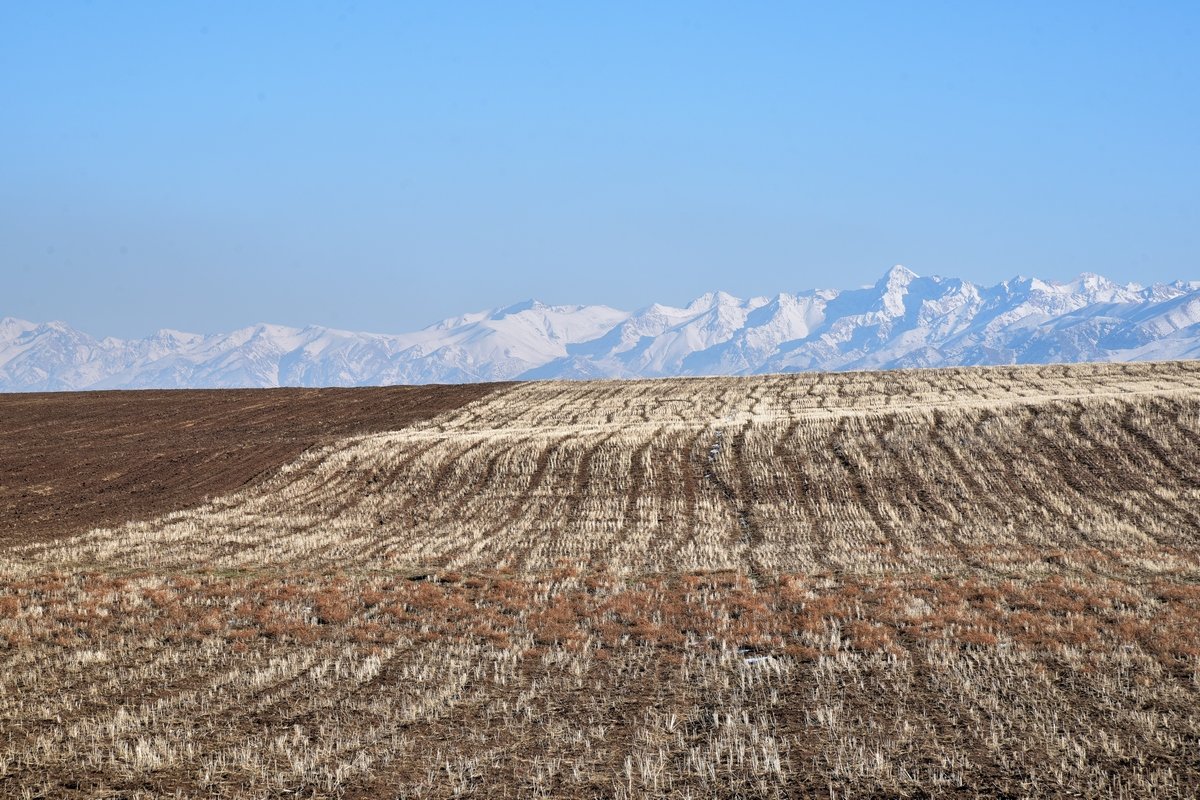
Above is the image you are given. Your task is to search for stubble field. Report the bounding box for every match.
[2,362,1200,798]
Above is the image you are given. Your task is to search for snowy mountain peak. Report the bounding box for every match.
[880,264,918,286]
[0,317,37,342]
[875,265,919,315]
[1076,271,1112,287]
[150,328,199,340]
[494,299,547,317]
[687,290,741,311]
[3,268,1199,391]
[1067,272,1141,304]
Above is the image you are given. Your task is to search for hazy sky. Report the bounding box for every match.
[3,2,1198,337]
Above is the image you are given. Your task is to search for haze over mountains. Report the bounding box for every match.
[5,266,1200,391]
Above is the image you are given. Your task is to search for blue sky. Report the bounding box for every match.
[3,2,1198,337]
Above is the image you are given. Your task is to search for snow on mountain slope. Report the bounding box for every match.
[3,267,1199,391]
[0,301,629,391]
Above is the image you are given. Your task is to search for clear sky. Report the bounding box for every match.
[3,2,1198,338]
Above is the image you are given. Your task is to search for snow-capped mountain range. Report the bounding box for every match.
[5,266,1200,391]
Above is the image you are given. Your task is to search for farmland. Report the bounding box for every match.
[2,362,1200,797]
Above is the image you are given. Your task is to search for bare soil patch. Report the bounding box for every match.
[0,383,508,543]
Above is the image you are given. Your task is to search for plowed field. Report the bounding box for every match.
[0,384,507,543]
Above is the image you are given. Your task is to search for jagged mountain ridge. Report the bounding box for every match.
[5,266,1200,391]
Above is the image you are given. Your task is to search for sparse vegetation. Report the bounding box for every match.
[2,361,1200,797]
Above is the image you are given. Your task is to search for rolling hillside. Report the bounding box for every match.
[2,362,1199,797]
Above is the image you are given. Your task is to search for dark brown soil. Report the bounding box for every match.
[0,384,510,544]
